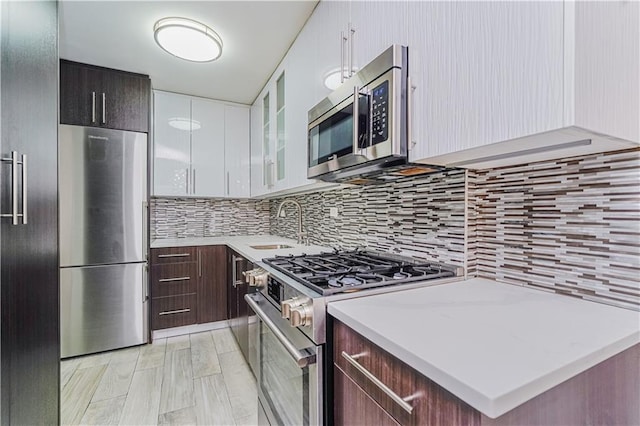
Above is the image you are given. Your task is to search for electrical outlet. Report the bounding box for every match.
[329,207,339,218]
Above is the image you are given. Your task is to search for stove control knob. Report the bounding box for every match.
[281,297,303,319]
[289,303,313,327]
[249,269,269,288]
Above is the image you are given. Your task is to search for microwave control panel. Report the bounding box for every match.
[371,80,389,144]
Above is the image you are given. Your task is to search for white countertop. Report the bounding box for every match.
[327,278,640,419]
[151,235,330,264]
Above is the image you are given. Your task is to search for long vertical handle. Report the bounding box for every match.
[349,24,355,77]
[198,250,202,277]
[340,31,346,84]
[226,171,230,196]
[21,154,27,224]
[185,168,190,194]
[11,151,18,225]
[231,255,238,287]
[91,92,96,123]
[101,93,106,124]
[192,169,196,194]
[353,86,360,155]
[407,76,415,151]
[142,201,148,260]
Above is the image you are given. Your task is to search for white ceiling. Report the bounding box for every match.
[59,1,319,105]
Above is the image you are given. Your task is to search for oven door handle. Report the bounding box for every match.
[245,294,317,368]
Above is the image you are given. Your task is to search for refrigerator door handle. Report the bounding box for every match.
[142,201,148,261]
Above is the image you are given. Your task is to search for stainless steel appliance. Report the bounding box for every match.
[228,250,257,371]
[308,45,441,184]
[244,250,461,425]
[59,124,148,358]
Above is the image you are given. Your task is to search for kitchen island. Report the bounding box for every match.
[328,278,640,424]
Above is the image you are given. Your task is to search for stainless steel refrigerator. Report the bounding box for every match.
[59,124,148,358]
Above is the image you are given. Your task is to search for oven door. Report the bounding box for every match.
[245,293,323,426]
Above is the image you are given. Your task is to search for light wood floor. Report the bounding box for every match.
[61,328,258,425]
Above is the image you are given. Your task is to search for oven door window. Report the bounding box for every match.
[259,322,311,425]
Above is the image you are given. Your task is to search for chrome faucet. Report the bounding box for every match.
[276,199,308,245]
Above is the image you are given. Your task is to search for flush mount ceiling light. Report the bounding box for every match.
[323,67,358,91]
[168,117,201,131]
[154,17,223,62]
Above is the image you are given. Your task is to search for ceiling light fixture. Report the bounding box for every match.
[153,17,223,62]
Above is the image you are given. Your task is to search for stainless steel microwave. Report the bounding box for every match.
[307,45,409,183]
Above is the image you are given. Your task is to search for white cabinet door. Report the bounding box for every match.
[191,98,225,197]
[350,1,409,72]
[250,97,268,197]
[224,104,250,198]
[153,91,191,196]
[407,1,564,161]
[310,0,351,101]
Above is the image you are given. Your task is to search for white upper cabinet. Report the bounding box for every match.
[191,98,225,197]
[408,0,639,168]
[224,104,250,198]
[349,1,409,71]
[153,90,250,198]
[153,91,192,196]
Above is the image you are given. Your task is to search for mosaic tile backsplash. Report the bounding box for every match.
[468,148,640,310]
[150,198,270,239]
[269,169,467,268]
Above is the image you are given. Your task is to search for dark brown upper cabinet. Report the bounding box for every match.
[60,59,150,133]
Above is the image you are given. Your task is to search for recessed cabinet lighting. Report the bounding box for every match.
[153,17,223,62]
[168,117,201,131]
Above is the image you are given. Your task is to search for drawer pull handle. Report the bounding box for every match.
[158,253,190,258]
[159,308,190,316]
[342,351,414,414]
[158,276,190,283]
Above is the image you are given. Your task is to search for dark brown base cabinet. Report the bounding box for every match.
[150,246,227,330]
[333,319,640,426]
[60,59,150,133]
[227,250,254,362]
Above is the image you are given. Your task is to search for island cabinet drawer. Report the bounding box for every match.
[333,319,480,426]
[150,246,198,264]
[152,294,197,330]
[151,263,197,297]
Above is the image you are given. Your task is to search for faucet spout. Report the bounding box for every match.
[276,199,307,245]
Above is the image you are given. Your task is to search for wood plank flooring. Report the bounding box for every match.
[61,328,258,425]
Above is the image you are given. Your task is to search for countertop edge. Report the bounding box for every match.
[327,300,640,419]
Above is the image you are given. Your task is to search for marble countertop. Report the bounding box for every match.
[151,235,330,264]
[327,278,640,419]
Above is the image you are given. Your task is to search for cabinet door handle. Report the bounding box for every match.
[185,168,190,194]
[158,276,190,283]
[91,92,96,123]
[159,308,190,316]
[407,76,416,151]
[340,31,345,84]
[192,168,196,194]
[158,253,190,258]
[21,154,27,224]
[226,171,230,196]
[198,250,202,277]
[1,151,27,225]
[101,93,106,124]
[349,24,355,77]
[341,351,415,414]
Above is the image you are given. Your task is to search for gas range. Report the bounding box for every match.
[263,249,458,295]
[245,249,462,345]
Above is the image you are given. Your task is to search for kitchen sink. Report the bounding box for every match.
[249,244,294,250]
